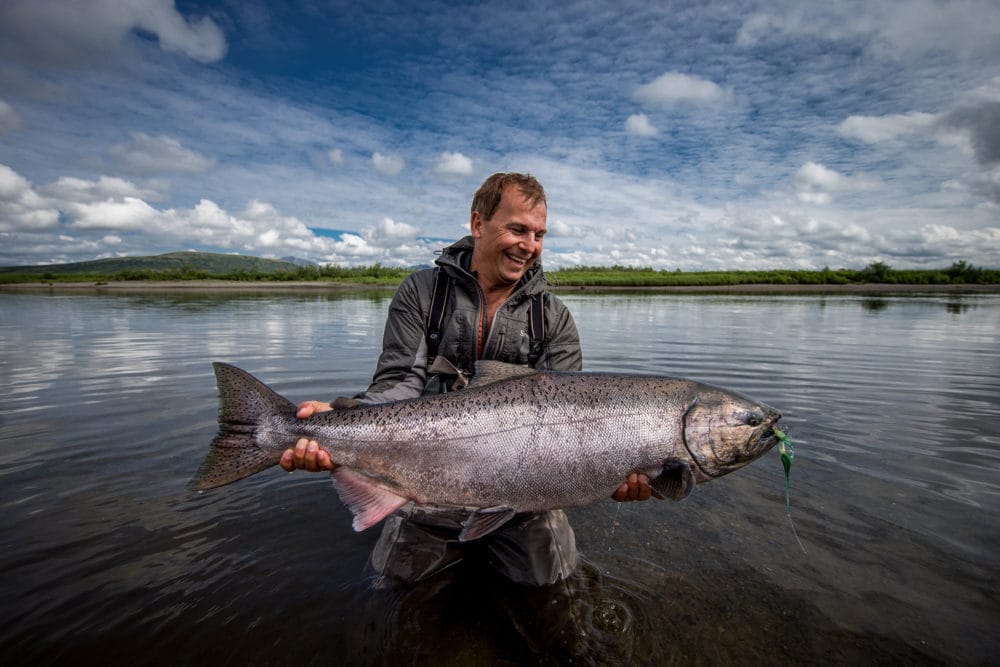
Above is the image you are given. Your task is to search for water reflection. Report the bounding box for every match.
[861,297,888,311]
[1,290,998,665]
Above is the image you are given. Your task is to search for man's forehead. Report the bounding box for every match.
[500,185,545,209]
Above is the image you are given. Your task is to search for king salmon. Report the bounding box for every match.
[193,361,782,540]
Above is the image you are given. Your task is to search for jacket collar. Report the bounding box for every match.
[435,235,547,299]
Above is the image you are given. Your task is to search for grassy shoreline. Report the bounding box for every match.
[2,279,998,295]
[3,260,998,294]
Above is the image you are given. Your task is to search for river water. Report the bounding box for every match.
[1,288,997,665]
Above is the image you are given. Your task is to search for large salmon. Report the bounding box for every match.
[193,361,782,540]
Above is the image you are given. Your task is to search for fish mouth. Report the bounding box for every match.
[752,411,784,453]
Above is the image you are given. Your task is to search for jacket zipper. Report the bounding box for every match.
[475,281,489,359]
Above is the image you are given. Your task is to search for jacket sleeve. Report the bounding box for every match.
[354,273,431,404]
[543,294,583,372]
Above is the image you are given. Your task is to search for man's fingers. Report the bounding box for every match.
[278,437,337,472]
[279,448,295,471]
[304,439,321,470]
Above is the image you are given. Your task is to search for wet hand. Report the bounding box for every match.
[296,400,332,419]
[280,438,336,472]
[611,473,664,502]
[279,400,337,472]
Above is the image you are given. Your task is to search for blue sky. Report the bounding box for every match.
[1,0,998,269]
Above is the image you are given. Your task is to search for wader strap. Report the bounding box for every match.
[425,267,450,366]
[527,292,546,367]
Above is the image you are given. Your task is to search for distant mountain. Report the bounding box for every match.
[0,251,307,275]
[280,256,318,267]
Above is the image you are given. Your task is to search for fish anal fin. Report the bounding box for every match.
[330,469,409,531]
[469,361,538,388]
[459,506,517,542]
[650,461,696,501]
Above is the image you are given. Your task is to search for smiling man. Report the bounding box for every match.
[283,172,654,588]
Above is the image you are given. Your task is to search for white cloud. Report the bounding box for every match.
[434,151,473,177]
[838,112,938,143]
[372,152,405,176]
[624,113,658,136]
[41,175,161,203]
[736,1,1000,59]
[547,219,574,237]
[0,164,60,231]
[0,164,444,267]
[328,148,345,165]
[0,0,226,67]
[364,217,419,247]
[0,164,31,200]
[109,132,214,175]
[137,0,228,63]
[0,99,21,135]
[794,162,882,203]
[69,197,158,230]
[633,72,729,107]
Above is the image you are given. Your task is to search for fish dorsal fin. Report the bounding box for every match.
[458,506,517,541]
[469,361,538,388]
[330,469,409,531]
[650,461,696,501]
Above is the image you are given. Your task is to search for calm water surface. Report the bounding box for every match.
[1,289,998,665]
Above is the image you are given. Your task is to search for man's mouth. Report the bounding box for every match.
[505,253,529,268]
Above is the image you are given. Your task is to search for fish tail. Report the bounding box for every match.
[190,362,298,490]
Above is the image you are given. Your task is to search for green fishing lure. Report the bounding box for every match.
[773,426,794,510]
[773,426,806,553]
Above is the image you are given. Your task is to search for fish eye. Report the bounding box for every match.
[748,415,761,427]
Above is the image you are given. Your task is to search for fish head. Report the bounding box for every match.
[681,388,782,482]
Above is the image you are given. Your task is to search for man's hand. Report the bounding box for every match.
[611,473,664,502]
[278,400,338,472]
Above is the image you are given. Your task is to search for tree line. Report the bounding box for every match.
[1,260,996,286]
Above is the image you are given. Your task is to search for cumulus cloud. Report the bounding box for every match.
[794,162,882,203]
[633,72,729,107]
[364,217,419,247]
[940,101,1000,166]
[109,132,214,175]
[838,112,937,143]
[0,163,444,267]
[434,151,473,177]
[328,148,345,165]
[840,100,1000,203]
[372,152,405,176]
[69,197,159,230]
[0,0,227,67]
[40,175,162,203]
[0,164,60,231]
[624,113,658,136]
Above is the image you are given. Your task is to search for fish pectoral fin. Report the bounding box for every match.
[650,461,696,501]
[458,506,517,542]
[330,469,409,532]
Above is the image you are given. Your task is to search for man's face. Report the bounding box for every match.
[470,187,547,290]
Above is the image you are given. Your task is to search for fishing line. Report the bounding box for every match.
[774,427,807,554]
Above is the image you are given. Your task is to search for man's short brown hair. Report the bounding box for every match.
[471,172,546,221]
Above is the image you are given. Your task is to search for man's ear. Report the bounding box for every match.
[470,210,483,239]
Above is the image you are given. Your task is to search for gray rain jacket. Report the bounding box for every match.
[357,236,582,404]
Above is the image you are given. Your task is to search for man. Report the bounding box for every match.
[282,172,654,587]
